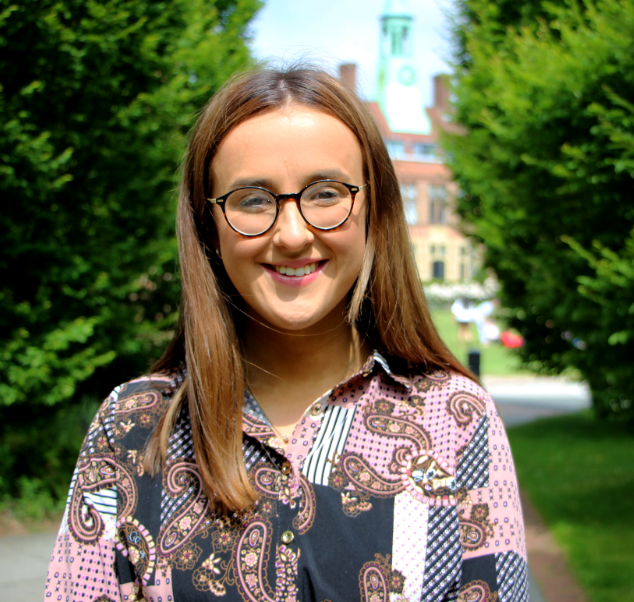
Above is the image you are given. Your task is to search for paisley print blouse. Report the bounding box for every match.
[45,352,528,602]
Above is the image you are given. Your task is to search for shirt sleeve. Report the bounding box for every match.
[44,390,124,602]
[455,389,529,601]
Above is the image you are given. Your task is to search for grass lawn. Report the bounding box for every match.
[508,412,634,602]
[430,305,526,376]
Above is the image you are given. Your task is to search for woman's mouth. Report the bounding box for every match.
[263,261,326,286]
[273,262,318,277]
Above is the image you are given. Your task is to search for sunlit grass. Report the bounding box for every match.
[430,305,526,376]
[508,412,634,602]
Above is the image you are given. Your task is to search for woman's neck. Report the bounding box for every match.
[241,310,371,433]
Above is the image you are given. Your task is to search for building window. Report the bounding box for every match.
[400,183,418,225]
[391,27,407,56]
[429,184,447,224]
[386,140,404,158]
[413,144,437,160]
[402,27,410,56]
[432,261,445,281]
[430,244,445,257]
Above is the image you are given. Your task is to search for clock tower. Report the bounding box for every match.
[377,0,431,134]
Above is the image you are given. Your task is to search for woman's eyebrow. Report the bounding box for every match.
[227,170,353,191]
[305,169,350,182]
[228,177,274,189]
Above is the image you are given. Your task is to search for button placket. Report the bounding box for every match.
[280,530,294,544]
[310,402,323,416]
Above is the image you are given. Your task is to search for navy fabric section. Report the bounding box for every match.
[296,483,394,602]
[460,554,497,592]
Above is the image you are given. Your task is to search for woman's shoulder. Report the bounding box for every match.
[106,369,184,410]
[409,367,488,397]
[373,353,491,409]
[89,369,184,452]
[406,367,494,422]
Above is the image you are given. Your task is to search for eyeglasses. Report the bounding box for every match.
[207,180,368,237]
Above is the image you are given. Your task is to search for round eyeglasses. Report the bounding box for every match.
[207,180,368,237]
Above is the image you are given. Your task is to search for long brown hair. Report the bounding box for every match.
[145,66,473,514]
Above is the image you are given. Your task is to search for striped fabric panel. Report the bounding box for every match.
[456,413,490,490]
[84,487,118,516]
[495,551,529,602]
[243,389,268,422]
[301,404,357,486]
[243,437,270,471]
[66,467,79,508]
[166,407,195,462]
[161,409,197,523]
[419,506,462,601]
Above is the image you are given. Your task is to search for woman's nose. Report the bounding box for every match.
[272,199,314,251]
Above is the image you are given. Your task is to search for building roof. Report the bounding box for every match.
[382,0,412,17]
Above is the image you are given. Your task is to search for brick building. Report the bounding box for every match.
[339,0,477,282]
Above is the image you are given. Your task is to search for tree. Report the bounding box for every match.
[0,0,261,499]
[446,0,634,420]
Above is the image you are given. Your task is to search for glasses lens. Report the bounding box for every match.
[224,188,277,235]
[300,181,353,229]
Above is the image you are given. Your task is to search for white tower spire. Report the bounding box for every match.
[377,0,431,134]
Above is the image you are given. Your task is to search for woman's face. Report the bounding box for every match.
[210,105,368,333]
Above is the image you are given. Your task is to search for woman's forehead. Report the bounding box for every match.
[211,106,364,193]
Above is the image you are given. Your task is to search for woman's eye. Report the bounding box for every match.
[305,188,343,205]
[237,195,274,211]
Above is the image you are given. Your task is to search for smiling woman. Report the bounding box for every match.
[45,67,528,602]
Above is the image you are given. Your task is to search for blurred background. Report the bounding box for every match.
[1,0,633,600]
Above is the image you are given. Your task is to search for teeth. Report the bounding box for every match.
[274,263,317,276]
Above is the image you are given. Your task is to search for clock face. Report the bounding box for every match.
[398,65,416,86]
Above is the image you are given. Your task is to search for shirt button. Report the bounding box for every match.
[281,531,294,544]
[310,403,323,416]
[281,462,292,475]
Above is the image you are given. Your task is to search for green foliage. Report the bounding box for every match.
[0,0,261,498]
[508,412,634,602]
[446,0,634,420]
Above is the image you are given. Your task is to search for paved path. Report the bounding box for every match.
[1,376,591,602]
[483,375,591,427]
[0,531,57,602]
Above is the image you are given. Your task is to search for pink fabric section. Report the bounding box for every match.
[44,529,122,601]
[463,401,528,561]
[343,371,485,492]
[392,491,429,599]
[419,373,488,468]
[338,368,526,562]
[344,375,413,476]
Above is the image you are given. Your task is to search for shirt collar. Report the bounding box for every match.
[242,350,414,435]
[355,350,414,392]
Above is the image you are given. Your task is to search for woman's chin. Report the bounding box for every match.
[266,316,333,334]
[250,308,346,335]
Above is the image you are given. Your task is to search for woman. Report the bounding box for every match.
[45,67,528,602]
[451,297,474,346]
